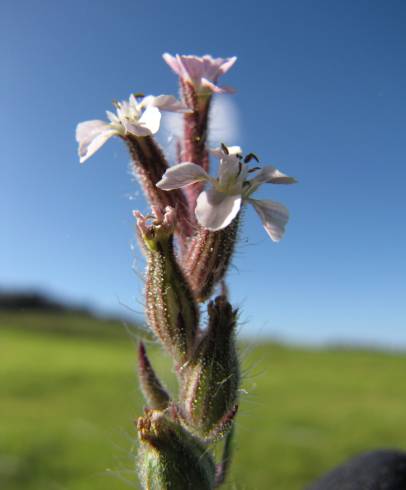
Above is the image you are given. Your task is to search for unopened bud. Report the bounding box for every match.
[182,216,240,302]
[126,134,193,239]
[181,296,240,438]
[135,207,199,365]
[137,409,216,490]
[138,342,170,410]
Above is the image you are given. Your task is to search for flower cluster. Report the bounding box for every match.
[76,52,296,490]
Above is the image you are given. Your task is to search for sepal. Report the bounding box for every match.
[215,423,236,487]
[126,134,193,240]
[138,342,170,410]
[182,218,239,302]
[135,207,199,364]
[137,409,216,490]
[181,296,240,437]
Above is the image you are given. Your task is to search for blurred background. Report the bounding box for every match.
[1,0,405,489]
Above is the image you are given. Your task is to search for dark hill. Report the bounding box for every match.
[0,290,146,341]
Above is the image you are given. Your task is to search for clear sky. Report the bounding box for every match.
[2,0,405,346]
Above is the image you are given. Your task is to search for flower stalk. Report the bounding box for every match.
[77,52,296,489]
[163,53,237,216]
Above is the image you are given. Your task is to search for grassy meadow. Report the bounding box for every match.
[1,310,406,489]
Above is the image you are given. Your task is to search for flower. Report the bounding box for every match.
[76,94,190,163]
[162,53,237,94]
[134,205,177,242]
[156,145,297,241]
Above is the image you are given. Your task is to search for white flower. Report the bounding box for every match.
[76,94,191,163]
[162,53,237,94]
[157,145,296,241]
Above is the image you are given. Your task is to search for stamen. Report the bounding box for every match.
[244,152,259,163]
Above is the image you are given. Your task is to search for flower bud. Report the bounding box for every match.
[135,207,199,365]
[138,342,170,410]
[182,216,239,302]
[181,296,240,438]
[126,134,193,239]
[137,409,216,490]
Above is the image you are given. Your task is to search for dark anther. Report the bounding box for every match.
[244,152,259,163]
[221,143,229,155]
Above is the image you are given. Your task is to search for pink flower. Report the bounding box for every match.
[157,145,297,241]
[162,53,237,94]
[76,94,190,163]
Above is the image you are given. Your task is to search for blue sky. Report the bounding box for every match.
[2,0,405,346]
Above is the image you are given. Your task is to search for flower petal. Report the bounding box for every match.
[249,198,289,242]
[76,120,117,163]
[141,95,191,113]
[78,129,118,163]
[138,105,162,135]
[218,155,244,190]
[76,120,108,143]
[163,53,237,91]
[176,55,206,82]
[106,110,119,123]
[201,78,235,94]
[210,145,243,159]
[200,78,226,94]
[201,55,225,80]
[253,166,297,185]
[218,56,237,76]
[123,121,153,137]
[245,166,297,196]
[162,53,185,78]
[116,100,131,120]
[156,162,210,190]
[129,94,138,108]
[195,188,241,231]
[122,106,161,137]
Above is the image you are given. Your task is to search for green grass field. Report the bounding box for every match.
[1,311,406,489]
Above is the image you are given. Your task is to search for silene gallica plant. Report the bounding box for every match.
[76,53,296,489]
